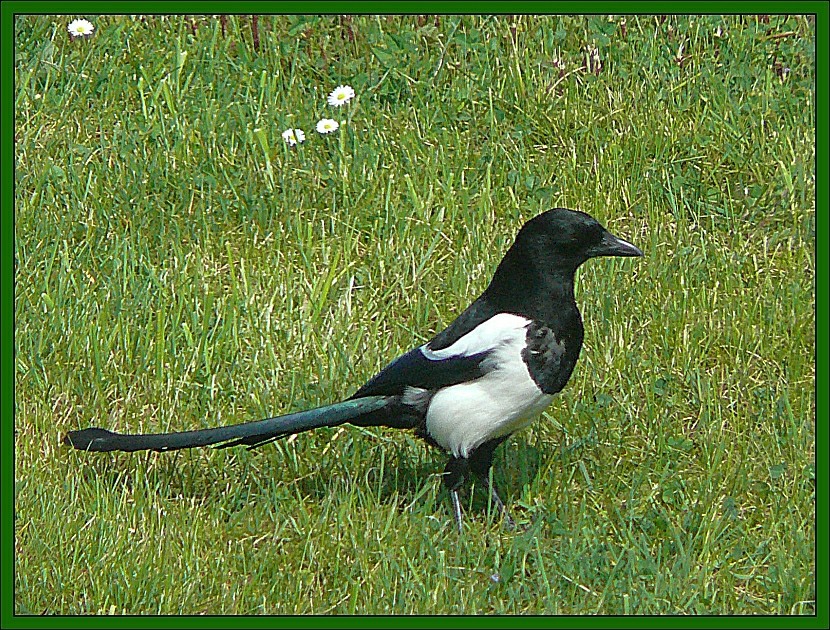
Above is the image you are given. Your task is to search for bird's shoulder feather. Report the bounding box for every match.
[521,320,575,394]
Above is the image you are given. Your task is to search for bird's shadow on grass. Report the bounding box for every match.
[70,431,548,524]
[263,434,547,518]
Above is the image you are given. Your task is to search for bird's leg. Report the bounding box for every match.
[443,457,468,533]
[469,438,515,530]
[450,490,463,534]
[473,469,516,530]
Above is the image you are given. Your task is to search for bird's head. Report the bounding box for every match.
[516,208,643,268]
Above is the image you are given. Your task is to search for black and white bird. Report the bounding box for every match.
[65,208,642,531]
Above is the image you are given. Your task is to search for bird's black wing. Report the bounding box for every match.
[351,298,500,398]
[350,346,489,398]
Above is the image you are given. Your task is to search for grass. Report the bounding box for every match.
[13,14,815,615]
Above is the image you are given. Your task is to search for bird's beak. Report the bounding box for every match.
[590,231,643,258]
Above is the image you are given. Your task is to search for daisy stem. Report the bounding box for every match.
[338,125,348,181]
[345,97,360,125]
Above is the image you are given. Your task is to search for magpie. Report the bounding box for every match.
[64,208,642,531]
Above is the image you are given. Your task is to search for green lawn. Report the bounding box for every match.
[14,14,815,615]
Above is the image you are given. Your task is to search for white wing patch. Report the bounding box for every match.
[421,313,555,458]
[421,313,532,360]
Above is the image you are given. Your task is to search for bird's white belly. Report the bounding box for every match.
[424,344,554,459]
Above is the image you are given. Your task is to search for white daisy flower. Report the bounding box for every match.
[281,128,306,146]
[327,85,355,107]
[68,18,95,38]
[316,118,340,134]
